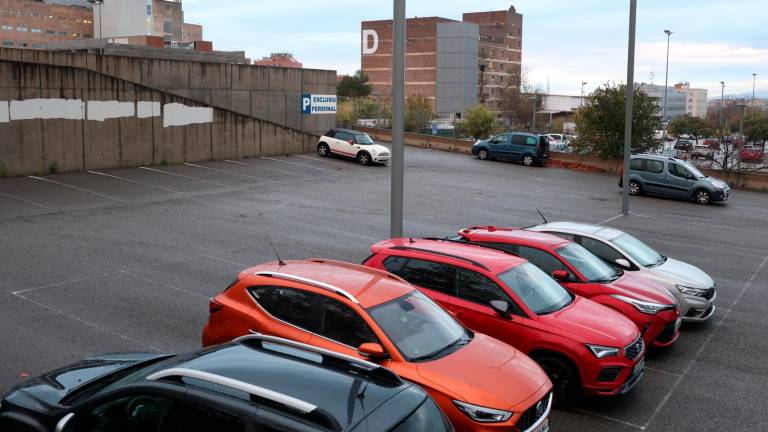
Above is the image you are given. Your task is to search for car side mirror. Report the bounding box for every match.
[489,300,512,319]
[614,258,631,269]
[552,270,569,281]
[358,342,386,360]
[55,412,75,432]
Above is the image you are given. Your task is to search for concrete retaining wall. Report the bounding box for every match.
[0,48,337,135]
[0,60,317,177]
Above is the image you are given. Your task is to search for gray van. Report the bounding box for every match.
[619,154,730,205]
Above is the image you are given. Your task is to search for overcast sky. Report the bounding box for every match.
[183,0,767,98]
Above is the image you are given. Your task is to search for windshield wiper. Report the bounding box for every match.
[412,335,470,362]
[649,255,667,268]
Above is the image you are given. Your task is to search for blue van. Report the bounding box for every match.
[472,132,549,166]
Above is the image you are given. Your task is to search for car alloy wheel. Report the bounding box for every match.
[695,190,711,205]
[628,181,641,195]
[478,149,490,160]
[537,356,578,406]
[357,152,371,166]
[523,155,534,166]
[318,143,330,157]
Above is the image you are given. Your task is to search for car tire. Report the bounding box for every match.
[536,355,580,406]
[317,143,330,157]
[628,181,641,195]
[523,155,535,167]
[478,148,490,160]
[695,189,711,205]
[357,151,372,166]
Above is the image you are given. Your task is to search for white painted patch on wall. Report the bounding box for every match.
[0,101,8,123]
[137,101,161,119]
[87,101,135,122]
[163,103,213,127]
[9,98,85,121]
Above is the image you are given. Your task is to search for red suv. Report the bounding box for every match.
[364,238,645,402]
[455,227,681,348]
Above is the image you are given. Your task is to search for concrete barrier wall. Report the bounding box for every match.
[0,48,337,135]
[0,60,318,177]
[357,127,768,192]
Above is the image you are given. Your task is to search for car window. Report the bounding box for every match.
[354,134,374,145]
[544,231,576,242]
[250,286,319,333]
[325,130,336,138]
[178,404,247,432]
[456,268,511,305]
[321,298,379,348]
[491,133,510,144]
[645,160,663,173]
[65,395,178,432]
[556,244,618,283]
[668,163,691,179]
[511,135,528,145]
[517,246,574,279]
[498,263,573,315]
[391,258,457,296]
[580,237,625,265]
[526,137,538,146]
[479,241,519,255]
[611,233,663,267]
[335,132,351,141]
[630,159,644,170]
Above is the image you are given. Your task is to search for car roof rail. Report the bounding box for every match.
[387,245,491,271]
[308,258,413,286]
[422,237,523,258]
[253,271,360,304]
[235,333,403,385]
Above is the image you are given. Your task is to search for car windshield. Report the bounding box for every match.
[557,243,619,282]
[683,161,706,178]
[611,233,665,267]
[368,291,469,362]
[498,263,573,315]
[354,134,374,145]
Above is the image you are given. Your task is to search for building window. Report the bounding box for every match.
[57,31,68,36]
[16,27,28,32]
[1,25,12,31]
[2,41,13,47]
[31,28,42,33]
[45,30,55,34]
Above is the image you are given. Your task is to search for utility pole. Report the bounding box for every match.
[622,0,637,216]
[719,81,725,136]
[529,95,537,132]
[752,73,758,120]
[581,81,587,107]
[390,0,405,238]
[662,30,672,122]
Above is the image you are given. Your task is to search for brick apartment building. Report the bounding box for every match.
[95,0,203,43]
[253,52,302,68]
[361,6,522,118]
[0,0,93,49]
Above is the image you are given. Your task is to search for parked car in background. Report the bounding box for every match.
[317,128,390,165]
[620,154,731,205]
[204,259,553,431]
[674,140,693,152]
[454,227,682,349]
[740,146,764,162]
[0,335,453,432]
[472,132,550,167]
[691,144,714,159]
[528,222,717,321]
[364,238,645,403]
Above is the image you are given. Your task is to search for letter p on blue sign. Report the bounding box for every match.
[301,94,311,114]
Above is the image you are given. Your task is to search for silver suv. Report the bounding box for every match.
[620,154,730,205]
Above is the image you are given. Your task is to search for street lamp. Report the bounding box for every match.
[580,81,587,107]
[529,95,537,132]
[621,0,637,216]
[719,81,726,136]
[390,0,405,238]
[752,73,758,120]
[662,30,672,122]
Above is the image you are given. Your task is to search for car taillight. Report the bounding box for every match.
[209,298,225,314]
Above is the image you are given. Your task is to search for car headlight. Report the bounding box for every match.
[585,344,620,359]
[708,179,726,189]
[612,294,671,314]
[453,400,512,423]
[676,285,708,297]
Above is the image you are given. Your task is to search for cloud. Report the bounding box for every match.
[637,42,768,65]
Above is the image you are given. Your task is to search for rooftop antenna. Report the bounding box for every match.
[266,235,286,266]
[536,208,548,224]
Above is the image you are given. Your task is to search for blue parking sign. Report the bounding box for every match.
[301,94,312,114]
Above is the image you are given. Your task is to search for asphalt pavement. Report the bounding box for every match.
[1,147,766,431]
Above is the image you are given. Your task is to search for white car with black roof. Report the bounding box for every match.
[317,128,391,165]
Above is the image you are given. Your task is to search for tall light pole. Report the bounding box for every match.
[390,0,405,238]
[581,81,587,107]
[621,0,637,216]
[752,73,758,120]
[662,30,672,122]
[719,81,726,137]
[530,95,537,132]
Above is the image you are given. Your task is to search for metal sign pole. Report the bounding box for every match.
[390,0,405,237]
[622,0,637,216]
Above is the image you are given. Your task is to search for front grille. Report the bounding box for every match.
[516,393,550,431]
[378,152,390,157]
[597,367,622,382]
[703,287,715,300]
[625,337,645,361]
[655,321,678,343]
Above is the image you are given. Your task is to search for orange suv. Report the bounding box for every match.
[203,259,553,431]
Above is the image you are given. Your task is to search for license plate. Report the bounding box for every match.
[534,418,550,432]
[633,358,645,376]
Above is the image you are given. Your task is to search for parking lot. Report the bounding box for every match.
[1,146,767,432]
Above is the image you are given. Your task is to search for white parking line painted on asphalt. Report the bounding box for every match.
[259,156,327,171]
[293,154,358,168]
[645,366,683,377]
[139,166,228,187]
[184,162,266,181]
[199,253,249,268]
[28,175,123,202]
[225,159,308,177]
[120,270,210,300]
[597,213,625,225]
[642,255,768,430]
[574,408,645,430]
[88,170,180,194]
[0,190,52,209]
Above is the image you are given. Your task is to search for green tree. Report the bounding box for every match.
[404,96,435,133]
[573,83,661,159]
[744,116,768,150]
[668,115,712,145]
[458,105,501,140]
[337,70,372,98]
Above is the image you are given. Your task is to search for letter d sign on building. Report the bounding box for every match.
[362,29,379,55]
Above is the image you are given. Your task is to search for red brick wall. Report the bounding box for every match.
[0,0,93,49]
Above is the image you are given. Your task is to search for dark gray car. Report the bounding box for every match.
[619,154,730,205]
